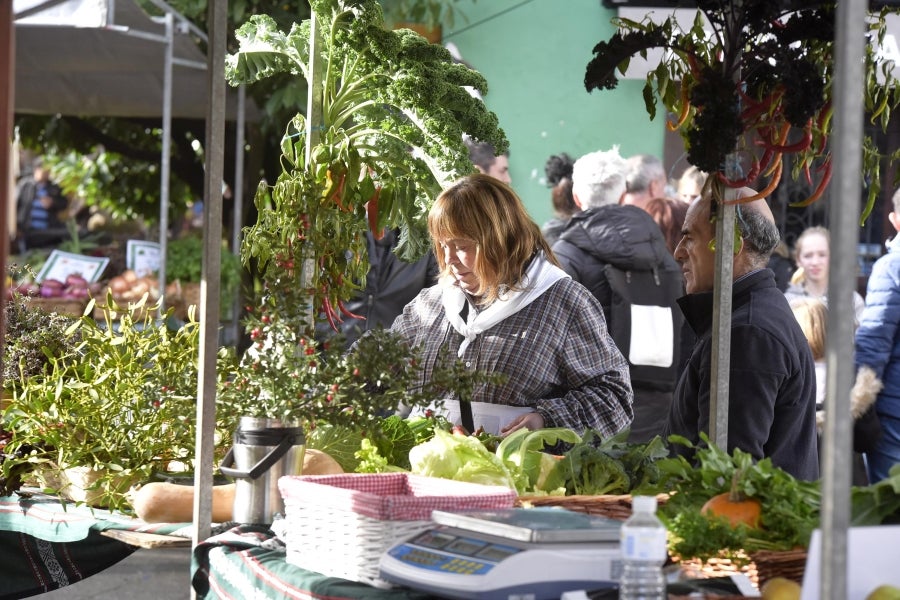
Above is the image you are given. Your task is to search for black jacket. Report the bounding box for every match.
[552,205,680,316]
[318,230,438,347]
[665,269,820,481]
[551,205,684,443]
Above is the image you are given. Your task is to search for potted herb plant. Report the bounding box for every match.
[0,298,233,512]
[220,0,507,433]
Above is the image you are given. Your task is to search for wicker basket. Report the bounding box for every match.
[515,493,806,590]
[516,493,669,521]
[278,473,518,588]
[25,297,89,317]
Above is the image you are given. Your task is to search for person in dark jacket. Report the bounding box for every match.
[15,157,69,250]
[664,189,820,481]
[318,228,438,348]
[552,148,684,443]
[855,186,900,483]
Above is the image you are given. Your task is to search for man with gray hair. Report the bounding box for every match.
[569,147,628,209]
[621,153,670,210]
[664,189,819,480]
[552,147,684,443]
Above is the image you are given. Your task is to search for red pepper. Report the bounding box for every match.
[717,153,761,188]
[791,158,832,208]
[366,187,384,240]
[726,159,783,205]
[322,296,340,331]
[337,299,365,321]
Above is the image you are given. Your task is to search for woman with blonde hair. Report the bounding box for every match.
[390,173,633,438]
[790,296,880,484]
[789,297,828,408]
[784,226,865,323]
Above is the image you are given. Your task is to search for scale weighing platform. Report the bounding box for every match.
[378,507,624,600]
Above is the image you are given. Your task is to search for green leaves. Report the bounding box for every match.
[1,298,218,512]
[226,16,311,85]
[651,435,822,562]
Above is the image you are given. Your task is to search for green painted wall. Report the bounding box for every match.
[443,0,667,226]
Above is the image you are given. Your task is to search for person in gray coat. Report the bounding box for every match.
[552,148,684,443]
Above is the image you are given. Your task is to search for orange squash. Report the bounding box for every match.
[700,470,762,529]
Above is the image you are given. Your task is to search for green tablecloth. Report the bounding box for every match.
[191,525,434,600]
[0,492,192,599]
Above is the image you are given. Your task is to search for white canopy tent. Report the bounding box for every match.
[14,0,245,120]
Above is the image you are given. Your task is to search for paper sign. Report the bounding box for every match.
[35,250,110,283]
[126,240,161,278]
[801,526,900,599]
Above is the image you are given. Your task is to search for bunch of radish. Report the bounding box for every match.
[7,273,101,301]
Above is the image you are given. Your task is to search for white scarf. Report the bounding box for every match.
[442,253,570,357]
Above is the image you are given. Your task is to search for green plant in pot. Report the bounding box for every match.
[0,297,235,512]
[221,0,507,434]
[165,234,243,320]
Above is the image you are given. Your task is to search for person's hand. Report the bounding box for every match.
[499,412,544,436]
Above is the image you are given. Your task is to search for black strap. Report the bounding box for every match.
[457,300,475,434]
[459,399,475,434]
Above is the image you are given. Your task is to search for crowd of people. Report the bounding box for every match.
[337,137,900,487]
[21,141,897,486]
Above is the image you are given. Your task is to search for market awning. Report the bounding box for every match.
[13,0,253,120]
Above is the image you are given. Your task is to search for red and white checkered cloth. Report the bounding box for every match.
[278,472,516,521]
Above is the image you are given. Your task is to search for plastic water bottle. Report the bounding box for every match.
[619,495,667,600]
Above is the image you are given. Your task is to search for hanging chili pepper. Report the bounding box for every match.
[791,158,832,208]
[365,187,384,240]
[337,299,365,321]
[667,80,692,132]
[725,158,783,205]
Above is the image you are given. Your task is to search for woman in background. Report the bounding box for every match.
[785,226,865,323]
[541,153,579,245]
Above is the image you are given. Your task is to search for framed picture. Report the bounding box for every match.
[126,240,161,278]
[35,250,110,283]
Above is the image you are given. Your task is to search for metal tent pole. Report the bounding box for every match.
[230,84,246,346]
[820,1,868,597]
[1,0,13,375]
[191,0,227,552]
[158,11,173,314]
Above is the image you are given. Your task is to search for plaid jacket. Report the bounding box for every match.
[390,277,634,437]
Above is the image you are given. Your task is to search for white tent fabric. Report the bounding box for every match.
[14,0,250,120]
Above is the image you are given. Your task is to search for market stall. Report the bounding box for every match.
[3,2,899,600]
[0,492,192,598]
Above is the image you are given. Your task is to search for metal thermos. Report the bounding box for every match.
[219,417,306,525]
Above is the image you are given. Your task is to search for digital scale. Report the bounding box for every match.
[378,507,624,600]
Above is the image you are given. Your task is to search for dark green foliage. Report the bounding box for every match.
[550,430,670,496]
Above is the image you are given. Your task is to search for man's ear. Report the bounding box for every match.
[889,211,900,233]
[733,224,744,256]
[573,191,585,210]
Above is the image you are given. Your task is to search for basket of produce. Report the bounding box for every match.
[647,435,821,590]
[516,492,669,521]
[19,274,95,317]
[277,472,517,588]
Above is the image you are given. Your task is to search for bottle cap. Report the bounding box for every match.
[632,495,657,513]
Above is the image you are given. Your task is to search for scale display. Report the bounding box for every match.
[379,508,623,600]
